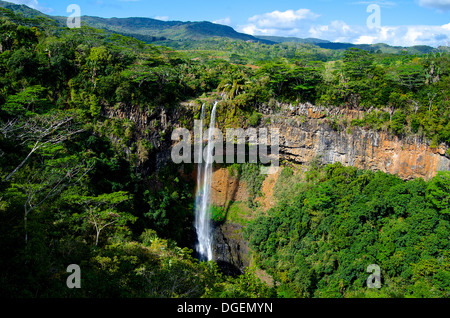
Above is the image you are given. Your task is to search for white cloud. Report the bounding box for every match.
[154,16,169,21]
[7,0,53,13]
[248,9,319,28]
[308,21,450,47]
[237,9,319,36]
[419,0,450,11]
[238,6,450,47]
[354,35,378,44]
[213,17,232,26]
[309,20,360,41]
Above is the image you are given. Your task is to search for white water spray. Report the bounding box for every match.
[194,102,218,262]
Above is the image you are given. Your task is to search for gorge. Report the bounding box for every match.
[1,2,449,298]
[104,101,450,182]
[103,100,450,274]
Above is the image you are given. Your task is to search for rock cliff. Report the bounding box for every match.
[103,101,450,181]
[209,103,449,275]
[262,103,449,181]
[103,101,450,275]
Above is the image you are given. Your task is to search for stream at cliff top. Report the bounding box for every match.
[194,102,218,262]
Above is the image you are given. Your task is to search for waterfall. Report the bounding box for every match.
[194,102,218,262]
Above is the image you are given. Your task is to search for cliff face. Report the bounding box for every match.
[103,101,449,275]
[103,102,449,181]
[101,103,193,175]
[275,120,449,181]
[205,102,450,274]
[265,104,450,181]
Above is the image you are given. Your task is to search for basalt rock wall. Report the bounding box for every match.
[103,102,450,181]
[266,104,449,181]
[102,101,450,276]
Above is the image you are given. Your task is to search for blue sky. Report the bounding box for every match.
[6,0,450,47]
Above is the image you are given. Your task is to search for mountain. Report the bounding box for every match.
[256,35,332,44]
[78,16,276,44]
[84,18,272,44]
[255,34,444,54]
[0,0,445,53]
[0,0,47,18]
[0,0,273,44]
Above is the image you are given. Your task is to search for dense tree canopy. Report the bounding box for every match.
[0,7,448,299]
[246,163,450,298]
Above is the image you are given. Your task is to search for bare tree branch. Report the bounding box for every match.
[1,113,85,182]
[20,159,94,244]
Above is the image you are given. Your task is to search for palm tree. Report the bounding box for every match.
[217,68,248,100]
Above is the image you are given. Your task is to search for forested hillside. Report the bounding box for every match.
[0,8,276,298]
[246,163,449,298]
[0,6,449,299]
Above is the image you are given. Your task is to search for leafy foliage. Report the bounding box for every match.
[246,163,450,298]
[0,6,448,299]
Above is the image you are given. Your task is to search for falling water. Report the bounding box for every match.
[194,102,218,262]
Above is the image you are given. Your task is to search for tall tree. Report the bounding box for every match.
[66,191,135,246]
[1,111,85,182]
[342,48,374,81]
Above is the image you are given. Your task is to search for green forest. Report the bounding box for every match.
[0,7,449,298]
[246,163,449,298]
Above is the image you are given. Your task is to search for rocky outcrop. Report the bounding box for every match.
[208,168,280,275]
[210,168,248,206]
[102,101,449,181]
[212,223,250,276]
[264,105,450,181]
[208,103,450,275]
[101,103,194,175]
[102,101,449,276]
